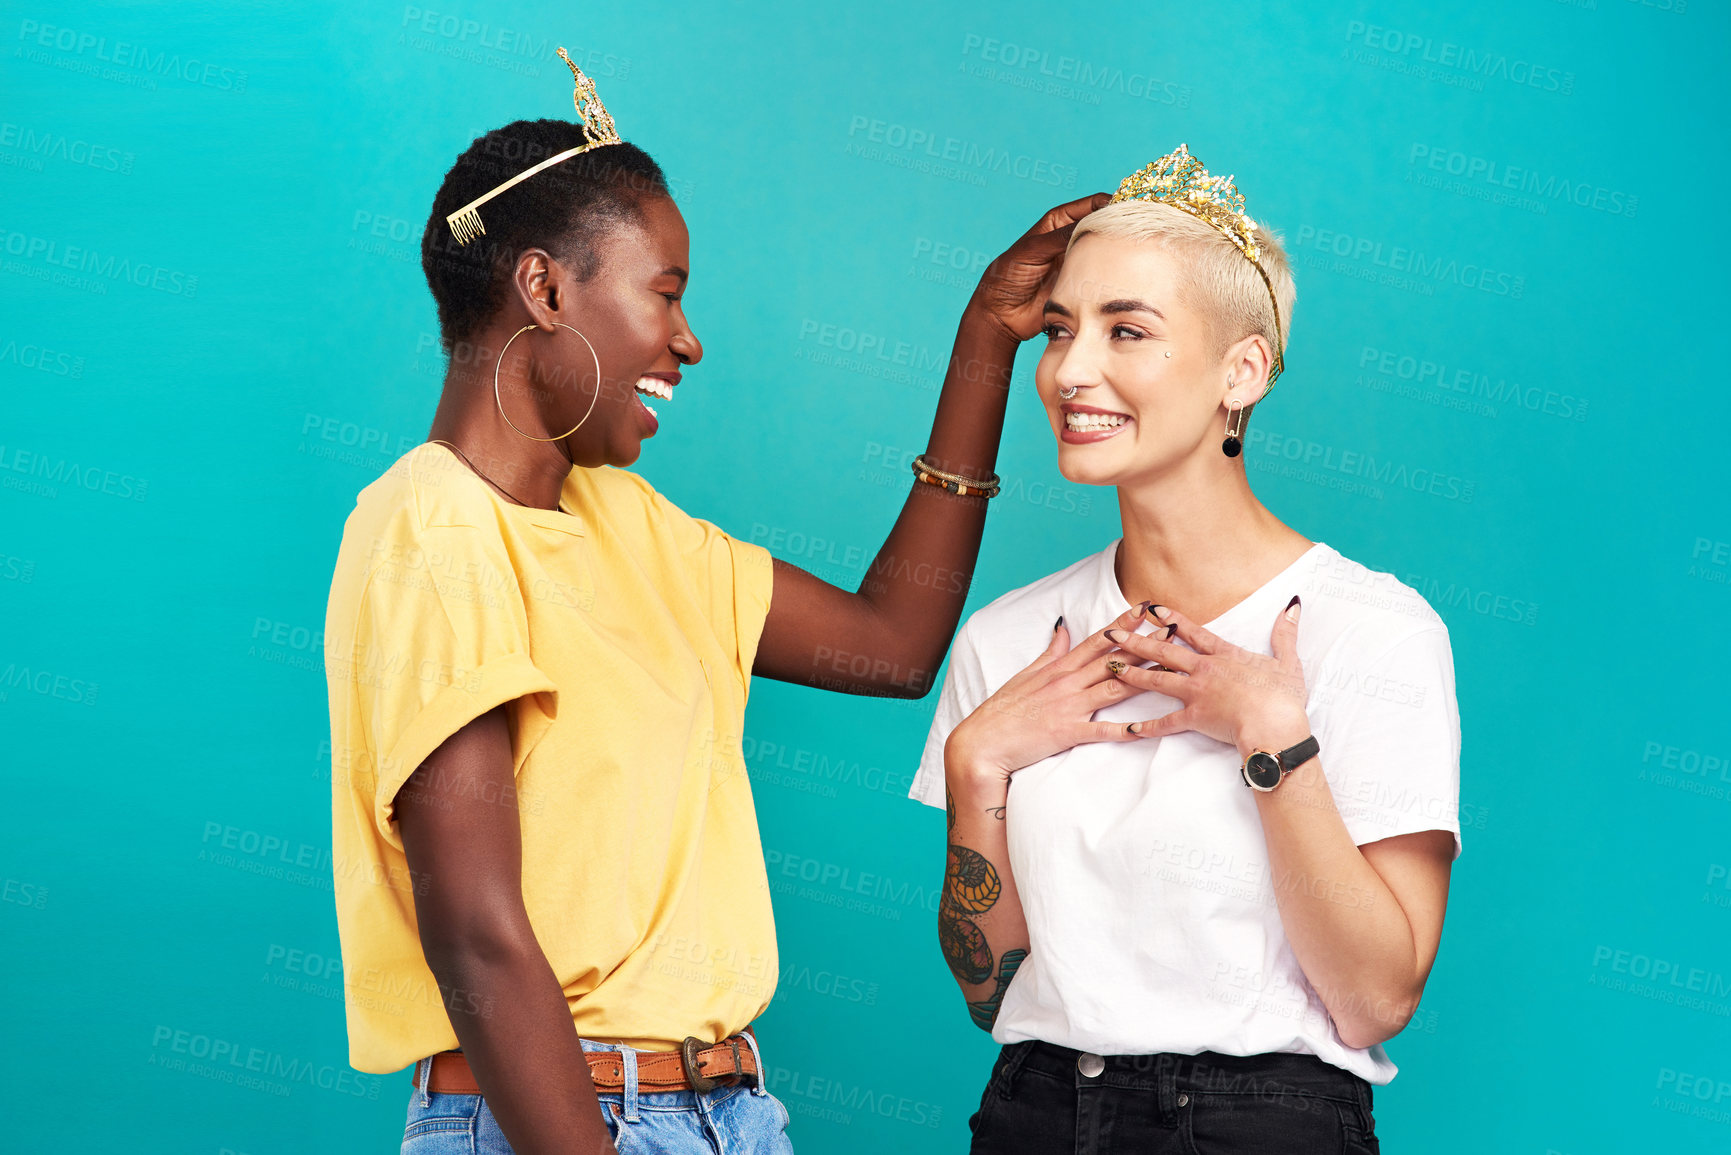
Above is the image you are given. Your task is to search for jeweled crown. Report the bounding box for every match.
[446,46,624,246]
[1109,144,1286,384]
[560,47,620,152]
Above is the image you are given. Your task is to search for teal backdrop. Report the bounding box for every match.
[4,2,1728,1152]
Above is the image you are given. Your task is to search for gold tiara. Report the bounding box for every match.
[445,47,624,245]
[1109,144,1286,385]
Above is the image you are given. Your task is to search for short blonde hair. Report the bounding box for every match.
[1069,199,1295,375]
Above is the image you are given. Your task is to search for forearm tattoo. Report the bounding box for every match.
[940,789,1021,1030]
[967,948,1026,1030]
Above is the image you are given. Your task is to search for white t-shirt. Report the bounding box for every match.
[909,538,1461,1085]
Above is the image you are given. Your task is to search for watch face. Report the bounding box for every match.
[1245,751,1283,790]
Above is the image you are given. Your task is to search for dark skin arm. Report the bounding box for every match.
[752,193,1111,697]
[396,707,616,1155]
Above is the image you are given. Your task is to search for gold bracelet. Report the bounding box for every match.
[910,454,1001,498]
[912,454,1001,489]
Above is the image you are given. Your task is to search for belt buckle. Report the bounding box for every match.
[680,1036,718,1093]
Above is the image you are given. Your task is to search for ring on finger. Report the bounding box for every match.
[1106,658,1127,676]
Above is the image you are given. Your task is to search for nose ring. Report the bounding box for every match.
[1058,385,1079,400]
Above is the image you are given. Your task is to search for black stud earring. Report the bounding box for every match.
[1222,397,1246,457]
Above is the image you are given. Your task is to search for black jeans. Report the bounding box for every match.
[968,1041,1381,1155]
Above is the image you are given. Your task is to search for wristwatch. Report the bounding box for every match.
[1240,735,1320,792]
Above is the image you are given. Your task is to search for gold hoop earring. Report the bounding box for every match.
[493,322,602,442]
[1222,398,1246,458]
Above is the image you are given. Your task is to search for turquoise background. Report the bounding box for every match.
[4,2,1728,1151]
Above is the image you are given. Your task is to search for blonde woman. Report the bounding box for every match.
[911,147,1460,1154]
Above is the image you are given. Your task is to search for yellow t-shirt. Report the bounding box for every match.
[324,442,777,1074]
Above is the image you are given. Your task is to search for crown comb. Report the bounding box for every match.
[1109,144,1286,385]
[445,46,625,246]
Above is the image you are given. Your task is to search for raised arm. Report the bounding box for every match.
[752,194,1110,696]
[396,707,617,1155]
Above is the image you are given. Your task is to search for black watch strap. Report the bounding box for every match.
[1277,735,1320,773]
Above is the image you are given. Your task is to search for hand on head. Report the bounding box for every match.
[969,192,1113,343]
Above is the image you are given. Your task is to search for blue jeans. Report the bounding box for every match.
[401,1037,797,1154]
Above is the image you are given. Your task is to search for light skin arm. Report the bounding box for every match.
[752,194,1111,698]
[1254,791,1454,1048]
[1107,600,1455,1049]
[395,706,617,1155]
[937,605,1155,1027]
[939,771,1029,1029]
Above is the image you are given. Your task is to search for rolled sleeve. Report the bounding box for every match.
[722,536,775,700]
[1313,626,1463,860]
[342,524,556,851]
[909,619,988,810]
[375,652,557,847]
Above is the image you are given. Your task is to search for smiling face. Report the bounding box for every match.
[530,194,703,468]
[1035,233,1262,488]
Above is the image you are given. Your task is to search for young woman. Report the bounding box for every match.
[910,147,1462,1154]
[323,55,1107,1155]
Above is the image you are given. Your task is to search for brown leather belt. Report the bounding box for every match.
[416,1031,760,1096]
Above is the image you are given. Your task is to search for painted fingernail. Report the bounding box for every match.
[1107,658,1127,675]
[1152,604,1173,620]
[1134,600,1153,617]
[1285,595,1301,622]
[1104,628,1125,643]
[1164,623,1178,639]
[1054,615,1065,631]
[1127,722,1142,735]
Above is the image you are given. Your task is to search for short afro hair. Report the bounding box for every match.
[421,119,669,344]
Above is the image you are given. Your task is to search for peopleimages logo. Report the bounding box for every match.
[1342,21,1575,94]
[1292,226,1524,299]
[958,34,1191,107]
[148,1026,381,1099]
[767,1066,944,1129]
[0,661,99,706]
[1408,144,1637,218]
[396,8,630,78]
[0,443,148,501]
[844,117,1078,189]
[1590,946,1731,1001]
[1357,346,1588,422]
[0,121,134,173]
[1245,428,1476,503]
[16,20,248,92]
[0,337,84,378]
[0,228,198,297]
